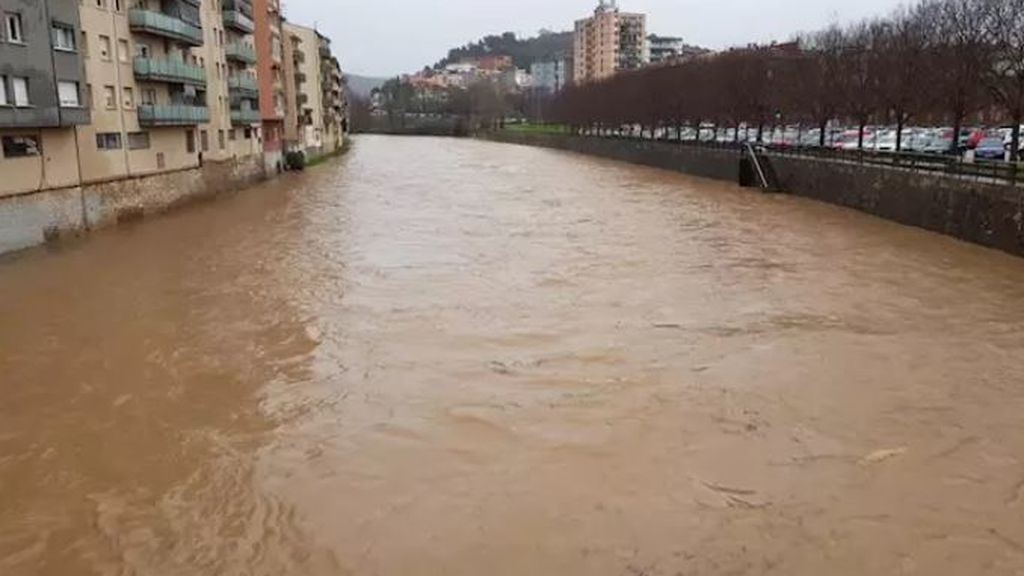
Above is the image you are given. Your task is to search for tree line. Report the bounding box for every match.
[548,0,1024,160]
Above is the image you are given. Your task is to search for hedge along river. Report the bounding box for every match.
[2,135,1024,575]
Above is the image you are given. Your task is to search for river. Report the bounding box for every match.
[2,135,1024,575]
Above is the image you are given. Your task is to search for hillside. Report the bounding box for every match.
[435,31,573,70]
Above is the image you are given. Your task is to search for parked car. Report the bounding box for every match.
[973,137,1009,161]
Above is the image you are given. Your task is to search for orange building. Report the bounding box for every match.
[254,0,286,171]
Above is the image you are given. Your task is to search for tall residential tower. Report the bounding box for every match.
[573,0,647,84]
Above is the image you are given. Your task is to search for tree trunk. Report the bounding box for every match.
[1011,111,1021,163]
[818,119,828,147]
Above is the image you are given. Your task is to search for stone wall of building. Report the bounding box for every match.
[0,155,266,256]
[486,132,1024,258]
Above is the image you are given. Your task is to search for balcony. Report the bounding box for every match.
[225,43,257,64]
[134,57,206,86]
[129,9,203,47]
[137,104,209,126]
[227,75,259,97]
[223,10,255,33]
[231,108,261,124]
[223,0,253,17]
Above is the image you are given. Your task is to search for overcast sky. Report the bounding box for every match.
[283,0,907,77]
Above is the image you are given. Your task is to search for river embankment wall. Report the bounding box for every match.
[0,155,267,257]
[485,132,1024,258]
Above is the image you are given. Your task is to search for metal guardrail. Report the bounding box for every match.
[133,57,206,85]
[575,131,1022,187]
[224,43,257,64]
[764,144,1020,187]
[137,104,209,126]
[128,9,203,46]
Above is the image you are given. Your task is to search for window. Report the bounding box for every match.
[58,81,79,107]
[94,0,107,8]
[80,31,88,58]
[156,152,165,169]
[142,88,156,106]
[135,43,149,58]
[96,132,122,150]
[117,39,129,62]
[2,135,41,158]
[52,25,76,51]
[186,129,196,153]
[99,35,111,60]
[103,85,115,109]
[200,129,209,152]
[218,129,225,150]
[5,14,24,44]
[122,86,133,108]
[128,132,150,150]
[244,127,252,140]
[85,83,92,108]
[229,128,237,141]
[11,77,28,106]
[0,77,6,106]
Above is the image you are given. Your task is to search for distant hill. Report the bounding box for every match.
[345,74,389,98]
[435,31,574,70]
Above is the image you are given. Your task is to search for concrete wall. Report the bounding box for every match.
[486,132,738,181]
[486,132,1024,258]
[771,155,1024,257]
[0,154,266,255]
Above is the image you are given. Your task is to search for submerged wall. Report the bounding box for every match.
[487,132,1024,258]
[0,156,267,256]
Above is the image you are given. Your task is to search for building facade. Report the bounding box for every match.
[0,0,89,195]
[573,0,647,84]
[0,0,343,198]
[648,35,683,65]
[253,0,284,171]
[318,33,346,154]
[530,57,573,94]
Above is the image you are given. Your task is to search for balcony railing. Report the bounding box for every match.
[137,104,209,126]
[129,9,203,46]
[231,108,261,124]
[224,43,257,64]
[227,75,259,96]
[223,10,255,33]
[223,0,253,17]
[134,57,206,86]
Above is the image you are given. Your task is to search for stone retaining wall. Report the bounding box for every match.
[486,132,1024,258]
[0,155,267,256]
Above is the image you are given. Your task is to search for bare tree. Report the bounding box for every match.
[982,0,1024,160]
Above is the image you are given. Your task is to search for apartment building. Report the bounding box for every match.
[318,33,346,153]
[0,0,89,196]
[77,0,205,184]
[75,0,261,187]
[530,57,573,94]
[253,0,284,170]
[282,22,323,156]
[573,0,647,84]
[0,0,342,199]
[209,0,261,161]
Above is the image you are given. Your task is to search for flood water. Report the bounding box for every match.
[2,135,1024,575]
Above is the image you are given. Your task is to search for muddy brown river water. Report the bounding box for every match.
[2,135,1024,575]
